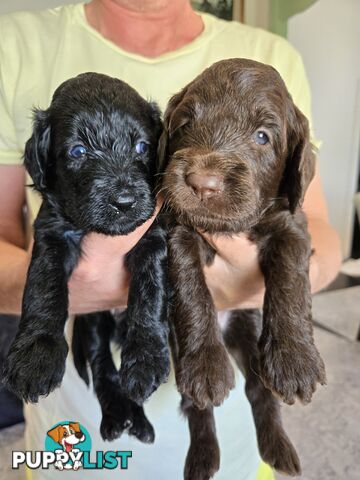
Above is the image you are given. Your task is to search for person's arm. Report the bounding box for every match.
[0,164,160,315]
[0,165,29,314]
[203,165,342,311]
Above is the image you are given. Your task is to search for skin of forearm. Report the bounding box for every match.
[0,239,28,315]
[204,253,265,311]
[204,217,342,311]
[307,217,342,292]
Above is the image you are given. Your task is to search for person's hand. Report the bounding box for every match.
[67,199,162,314]
[200,232,265,310]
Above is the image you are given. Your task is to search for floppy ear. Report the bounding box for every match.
[157,87,190,174]
[69,422,81,433]
[157,129,169,175]
[279,104,316,213]
[149,101,163,138]
[147,101,166,178]
[47,425,63,444]
[24,109,51,191]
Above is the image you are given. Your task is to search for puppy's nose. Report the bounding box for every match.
[185,173,223,200]
[110,192,136,211]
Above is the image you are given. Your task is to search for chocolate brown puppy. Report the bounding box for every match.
[160,58,326,478]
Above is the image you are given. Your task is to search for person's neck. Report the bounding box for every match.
[85,0,204,58]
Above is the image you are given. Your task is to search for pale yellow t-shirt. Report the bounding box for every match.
[0,5,313,479]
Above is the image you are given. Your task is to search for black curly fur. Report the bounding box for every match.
[2,73,170,441]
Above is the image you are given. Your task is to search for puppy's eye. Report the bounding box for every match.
[63,431,68,437]
[254,131,269,145]
[69,145,87,158]
[135,141,149,154]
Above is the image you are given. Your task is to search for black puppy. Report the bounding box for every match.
[3,74,170,439]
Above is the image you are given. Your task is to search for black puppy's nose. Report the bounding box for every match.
[110,192,136,211]
[186,172,224,200]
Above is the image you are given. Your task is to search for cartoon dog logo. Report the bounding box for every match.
[47,422,85,470]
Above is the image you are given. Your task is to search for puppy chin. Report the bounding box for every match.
[167,191,259,233]
[93,221,144,236]
[177,210,257,234]
[89,208,156,236]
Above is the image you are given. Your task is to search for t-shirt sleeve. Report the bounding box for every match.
[0,18,23,165]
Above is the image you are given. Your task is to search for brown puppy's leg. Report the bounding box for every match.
[181,395,220,480]
[252,210,326,405]
[169,224,235,409]
[169,320,220,480]
[224,309,301,477]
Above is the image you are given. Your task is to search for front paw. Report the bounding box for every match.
[119,338,170,404]
[2,334,68,403]
[176,344,235,410]
[259,334,326,405]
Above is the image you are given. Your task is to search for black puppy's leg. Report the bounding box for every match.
[119,218,170,404]
[224,310,301,476]
[74,312,154,443]
[3,216,81,403]
[252,210,326,405]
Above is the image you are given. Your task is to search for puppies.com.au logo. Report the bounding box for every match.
[12,421,132,471]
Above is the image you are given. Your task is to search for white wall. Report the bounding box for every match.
[288,0,360,257]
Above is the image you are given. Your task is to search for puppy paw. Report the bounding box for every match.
[119,338,170,404]
[259,335,326,405]
[72,460,82,471]
[184,430,220,480]
[100,391,154,444]
[258,423,301,476]
[128,409,155,444]
[100,412,132,442]
[176,344,235,410]
[99,387,133,442]
[2,334,68,403]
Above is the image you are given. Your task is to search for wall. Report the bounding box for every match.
[288,0,360,256]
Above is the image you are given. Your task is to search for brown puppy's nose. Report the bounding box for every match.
[186,173,223,200]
